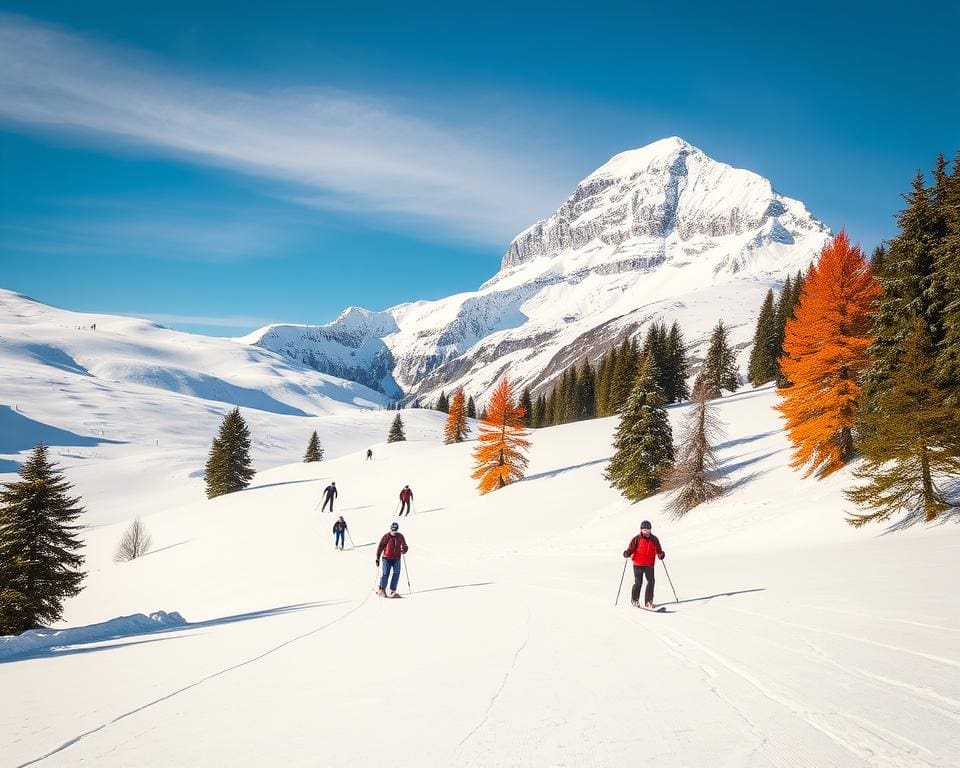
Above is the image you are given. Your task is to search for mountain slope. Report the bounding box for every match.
[0,289,424,523]
[247,137,830,403]
[3,386,957,767]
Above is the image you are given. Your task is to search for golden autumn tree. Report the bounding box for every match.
[777,232,880,478]
[444,387,468,444]
[471,377,531,494]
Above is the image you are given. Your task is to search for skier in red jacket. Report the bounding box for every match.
[376,522,409,598]
[623,520,665,608]
[398,485,413,516]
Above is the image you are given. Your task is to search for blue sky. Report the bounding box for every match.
[1,1,958,336]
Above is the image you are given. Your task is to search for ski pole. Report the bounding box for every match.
[394,501,401,516]
[661,559,679,603]
[402,554,412,593]
[614,558,628,606]
[346,530,356,549]
[374,563,381,591]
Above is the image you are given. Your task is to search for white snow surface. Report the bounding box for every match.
[246,137,831,404]
[3,385,958,767]
[0,289,438,524]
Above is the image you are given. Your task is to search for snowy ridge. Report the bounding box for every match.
[245,137,830,404]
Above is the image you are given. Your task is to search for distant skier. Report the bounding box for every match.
[399,484,413,516]
[321,482,338,513]
[333,516,348,550]
[375,522,409,598]
[623,520,665,609]
[366,449,373,461]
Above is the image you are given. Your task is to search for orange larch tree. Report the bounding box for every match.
[777,232,881,478]
[443,388,468,444]
[471,377,531,494]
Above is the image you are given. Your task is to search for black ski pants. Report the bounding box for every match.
[632,565,655,604]
[400,499,411,515]
[322,495,335,513]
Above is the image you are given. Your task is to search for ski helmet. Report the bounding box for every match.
[640,520,652,530]
[390,522,399,531]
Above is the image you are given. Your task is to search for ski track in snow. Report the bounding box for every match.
[16,594,373,767]
[455,606,533,757]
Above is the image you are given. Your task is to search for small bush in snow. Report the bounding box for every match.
[114,518,152,562]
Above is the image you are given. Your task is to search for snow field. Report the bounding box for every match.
[3,386,959,766]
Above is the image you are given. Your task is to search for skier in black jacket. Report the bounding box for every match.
[321,482,338,513]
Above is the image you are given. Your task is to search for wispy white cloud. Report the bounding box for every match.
[0,14,569,246]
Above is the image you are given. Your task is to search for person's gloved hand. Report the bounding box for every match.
[659,553,666,560]
[623,550,630,558]
[375,559,380,567]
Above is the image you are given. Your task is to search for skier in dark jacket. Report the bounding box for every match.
[623,520,665,608]
[321,482,338,513]
[332,516,348,550]
[398,485,413,516]
[366,449,373,461]
[375,522,409,598]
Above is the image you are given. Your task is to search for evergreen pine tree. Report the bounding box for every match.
[576,359,596,420]
[466,395,477,419]
[594,351,610,416]
[773,275,794,387]
[0,444,86,635]
[605,356,675,500]
[520,387,534,428]
[387,413,407,443]
[611,337,639,412]
[666,321,690,403]
[601,345,618,416]
[935,150,960,400]
[479,406,488,422]
[748,289,779,386]
[695,321,739,399]
[532,394,547,428]
[847,319,960,525]
[303,430,323,463]
[204,408,255,499]
[435,391,449,413]
[444,388,469,444]
[662,383,725,517]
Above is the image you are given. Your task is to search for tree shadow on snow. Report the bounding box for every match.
[715,430,781,451]
[718,449,786,475]
[525,458,609,482]
[242,478,321,493]
[1,601,348,665]
[881,479,960,533]
[137,540,193,558]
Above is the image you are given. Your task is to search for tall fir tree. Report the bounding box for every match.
[666,321,690,403]
[576,359,596,420]
[611,337,639,412]
[748,289,779,386]
[846,320,960,526]
[471,377,531,494]
[387,413,407,443]
[778,232,880,478]
[601,345,618,416]
[520,387,534,428]
[594,351,611,416]
[935,150,960,401]
[466,395,477,419]
[532,394,547,428]
[435,391,449,413]
[773,275,794,387]
[695,321,739,399]
[661,383,725,517]
[204,407,255,499]
[303,430,323,463]
[0,444,86,635]
[605,356,674,500]
[444,388,469,444]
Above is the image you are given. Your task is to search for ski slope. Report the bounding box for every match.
[3,386,959,767]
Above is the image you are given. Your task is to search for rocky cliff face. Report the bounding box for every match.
[244,137,831,403]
